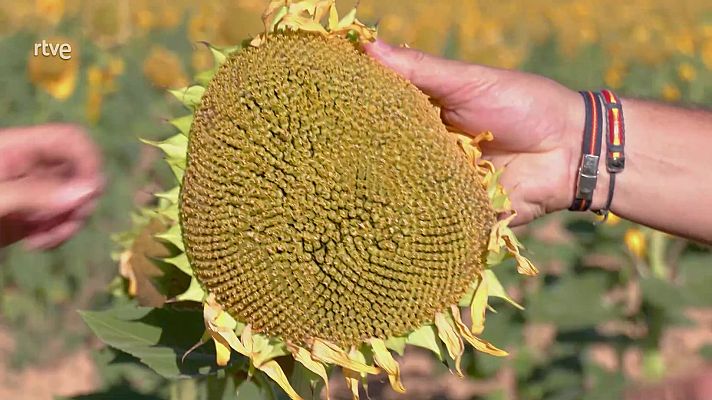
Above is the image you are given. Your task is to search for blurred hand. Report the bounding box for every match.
[364,40,585,225]
[0,124,104,250]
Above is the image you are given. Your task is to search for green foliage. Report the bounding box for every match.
[80,302,221,379]
[526,273,617,330]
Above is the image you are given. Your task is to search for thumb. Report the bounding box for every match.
[363,40,492,106]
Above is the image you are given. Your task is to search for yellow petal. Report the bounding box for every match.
[288,2,316,16]
[330,20,377,42]
[263,0,287,19]
[343,368,361,400]
[118,250,138,296]
[270,6,291,31]
[470,273,488,335]
[370,339,405,393]
[250,34,267,48]
[262,2,289,32]
[347,347,371,379]
[277,14,328,34]
[337,7,357,29]
[327,2,339,30]
[204,295,248,358]
[258,360,303,400]
[311,339,380,375]
[488,213,516,253]
[240,325,268,365]
[291,346,330,400]
[488,214,539,276]
[249,333,290,368]
[478,160,497,181]
[486,169,512,212]
[240,325,264,354]
[434,313,464,376]
[214,335,232,366]
[472,131,495,147]
[503,235,539,276]
[308,0,334,21]
[457,134,482,164]
[451,306,508,357]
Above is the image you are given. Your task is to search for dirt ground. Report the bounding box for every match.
[0,328,98,399]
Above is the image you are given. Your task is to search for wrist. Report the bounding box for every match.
[560,90,586,211]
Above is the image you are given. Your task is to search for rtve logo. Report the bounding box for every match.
[33,39,72,60]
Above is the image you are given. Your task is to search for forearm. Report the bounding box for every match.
[588,99,712,243]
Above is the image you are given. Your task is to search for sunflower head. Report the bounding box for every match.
[119,1,537,398]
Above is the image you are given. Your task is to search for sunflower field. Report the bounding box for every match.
[0,1,711,399]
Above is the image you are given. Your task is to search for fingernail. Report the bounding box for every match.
[56,182,98,206]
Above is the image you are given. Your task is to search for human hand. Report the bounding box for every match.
[364,40,587,225]
[0,124,104,250]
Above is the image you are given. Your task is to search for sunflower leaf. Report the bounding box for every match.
[236,379,270,400]
[80,304,221,379]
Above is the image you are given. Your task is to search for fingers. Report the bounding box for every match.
[0,216,33,247]
[363,40,494,108]
[0,124,103,182]
[24,220,82,251]
[0,124,104,249]
[0,177,101,219]
[0,195,98,250]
